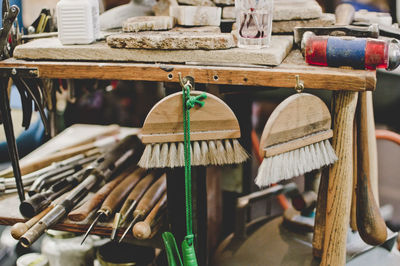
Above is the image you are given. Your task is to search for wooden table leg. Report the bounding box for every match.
[321,91,358,266]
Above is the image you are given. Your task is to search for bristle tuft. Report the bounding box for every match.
[192,141,201,166]
[224,139,235,164]
[208,141,218,165]
[255,140,338,188]
[149,144,160,168]
[177,142,185,167]
[138,144,152,169]
[160,143,169,168]
[168,142,177,168]
[200,141,209,165]
[233,139,249,163]
[216,140,228,165]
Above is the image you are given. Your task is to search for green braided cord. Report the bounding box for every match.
[182,86,207,245]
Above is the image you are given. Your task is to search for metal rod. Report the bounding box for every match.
[81,212,104,245]
[0,77,25,201]
[119,215,141,243]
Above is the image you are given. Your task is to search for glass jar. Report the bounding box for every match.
[41,230,95,266]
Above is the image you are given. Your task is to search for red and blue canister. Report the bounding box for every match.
[304,32,400,71]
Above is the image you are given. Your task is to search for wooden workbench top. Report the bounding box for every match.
[0,49,376,91]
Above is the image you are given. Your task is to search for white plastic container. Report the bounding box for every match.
[56,0,96,45]
[90,0,101,40]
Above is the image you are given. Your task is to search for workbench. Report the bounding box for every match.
[0,41,377,265]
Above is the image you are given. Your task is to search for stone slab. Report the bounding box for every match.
[169,6,221,26]
[274,0,322,21]
[170,26,221,33]
[153,0,178,16]
[14,35,293,66]
[107,31,235,50]
[122,16,175,32]
[221,0,322,21]
[213,0,234,5]
[178,0,215,6]
[272,13,335,33]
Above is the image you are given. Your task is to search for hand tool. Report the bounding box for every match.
[356,93,387,245]
[352,21,400,40]
[0,0,24,202]
[118,170,162,225]
[28,154,97,196]
[18,135,143,248]
[20,166,93,218]
[81,167,147,244]
[133,192,167,239]
[119,174,167,243]
[67,168,130,222]
[138,76,248,169]
[254,93,337,187]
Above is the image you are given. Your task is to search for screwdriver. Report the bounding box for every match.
[110,170,162,240]
[133,192,167,240]
[119,174,167,243]
[81,167,146,244]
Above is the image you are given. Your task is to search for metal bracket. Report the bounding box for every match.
[0,67,39,78]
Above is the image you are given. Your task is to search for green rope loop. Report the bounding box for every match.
[182,85,206,245]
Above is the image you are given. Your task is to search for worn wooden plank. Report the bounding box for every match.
[0,50,376,91]
[14,36,292,66]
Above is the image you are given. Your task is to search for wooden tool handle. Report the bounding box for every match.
[102,168,146,215]
[312,168,328,258]
[356,92,387,245]
[134,174,167,216]
[68,171,127,221]
[321,91,358,266]
[335,3,355,25]
[11,204,54,240]
[119,171,159,217]
[133,192,167,239]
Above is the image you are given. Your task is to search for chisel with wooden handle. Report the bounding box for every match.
[80,167,146,244]
[118,170,162,225]
[68,167,131,222]
[133,192,167,239]
[119,174,167,243]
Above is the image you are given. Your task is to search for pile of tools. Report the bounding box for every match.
[7,134,168,249]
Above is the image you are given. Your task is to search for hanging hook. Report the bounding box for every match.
[178,73,195,90]
[294,75,304,93]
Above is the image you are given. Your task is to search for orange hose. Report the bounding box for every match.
[251,129,290,210]
[375,129,400,145]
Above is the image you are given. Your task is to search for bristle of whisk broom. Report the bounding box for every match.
[200,141,209,165]
[208,141,218,165]
[216,140,228,165]
[160,143,169,168]
[138,144,152,168]
[255,140,338,188]
[168,142,177,168]
[233,139,249,164]
[149,143,160,168]
[177,142,185,167]
[193,141,201,166]
[224,139,235,164]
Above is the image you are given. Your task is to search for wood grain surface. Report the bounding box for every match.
[141,91,241,143]
[321,91,358,266]
[0,50,376,91]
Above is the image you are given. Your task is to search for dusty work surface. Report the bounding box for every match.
[13,36,293,66]
[0,192,163,248]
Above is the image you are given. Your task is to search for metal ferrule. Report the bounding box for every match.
[387,39,400,71]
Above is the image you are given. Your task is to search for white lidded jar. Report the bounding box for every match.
[56,0,95,45]
[90,0,101,40]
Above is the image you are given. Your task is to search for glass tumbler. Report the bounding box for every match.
[235,0,273,48]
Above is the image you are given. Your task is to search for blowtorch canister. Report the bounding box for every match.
[303,33,400,71]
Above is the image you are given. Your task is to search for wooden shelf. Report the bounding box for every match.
[0,50,376,91]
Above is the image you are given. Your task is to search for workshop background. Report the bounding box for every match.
[0,0,399,265]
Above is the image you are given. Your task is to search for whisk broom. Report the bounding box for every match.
[255,93,337,187]
[138,88,248,168]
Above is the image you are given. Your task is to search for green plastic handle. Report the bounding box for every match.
[162,232,183,266]
[182,238,198,266]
